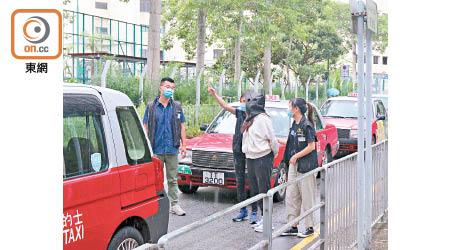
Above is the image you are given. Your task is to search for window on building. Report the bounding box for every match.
[213,49,224,60]
[96,27,108,34]
[140,0,151,12]
[373,56,379,64]
[382,56,388,65]
[95,2,108,10]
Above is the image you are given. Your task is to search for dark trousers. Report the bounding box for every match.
[233,152,257,212]
[246,152,274,215]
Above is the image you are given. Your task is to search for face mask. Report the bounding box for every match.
[288,110,293,118]
[163,89,174,98]
[240,103,246,112]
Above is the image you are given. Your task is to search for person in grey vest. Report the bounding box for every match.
[207,85,259,224]
[278,98,318,237]
[143,77,187,216]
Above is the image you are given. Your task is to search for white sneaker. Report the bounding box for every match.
[170,204,186,216]
[254,223,274,233]
[251,219,263,228]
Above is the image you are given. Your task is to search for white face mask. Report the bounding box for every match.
[239,103,246,111]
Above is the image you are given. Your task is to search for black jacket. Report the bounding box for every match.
[146,97,183,148]
[232,109,246,153]
[282,116,319,173]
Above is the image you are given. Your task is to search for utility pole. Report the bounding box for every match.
[364,0,377,248]
[351,1,366,249]
[350,1,378,249]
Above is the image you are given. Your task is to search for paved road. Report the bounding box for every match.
[162,185,320,250]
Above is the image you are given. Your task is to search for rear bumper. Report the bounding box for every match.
[144,190,169,243]
[177,165,279,189]
[338,138,358,152]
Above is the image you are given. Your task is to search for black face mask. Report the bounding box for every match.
[245,89,265,121]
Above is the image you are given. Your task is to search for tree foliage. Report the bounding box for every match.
[109,0,388,96]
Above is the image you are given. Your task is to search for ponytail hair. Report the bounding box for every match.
[290,98,315,127]
[306,102,315,127]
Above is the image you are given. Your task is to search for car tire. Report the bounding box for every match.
[107,226,144,250]
[323,147,332,166]
[274,163,287,202]
[178,184,199,194]
[318,147,332,178]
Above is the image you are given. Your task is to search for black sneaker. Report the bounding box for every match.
[281,227,298,236]
[297,227,314,238]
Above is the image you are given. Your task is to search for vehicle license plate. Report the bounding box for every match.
[202,171,225,185]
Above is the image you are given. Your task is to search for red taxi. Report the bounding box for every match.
[63,84,168,250]
[176,95,339,201]
[320,94,387,156]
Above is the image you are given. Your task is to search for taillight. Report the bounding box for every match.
[153,157,165,191]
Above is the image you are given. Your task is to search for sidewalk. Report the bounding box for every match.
[348,212,388,250]
[371,212,388,250]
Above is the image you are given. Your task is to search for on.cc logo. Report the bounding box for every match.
[23,16,50,44]
[11,9,61,60]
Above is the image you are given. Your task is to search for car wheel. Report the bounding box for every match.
[178,184,199,194]
[107,226,144,250]
[318,147,332,178]
[274,163,287,202]
[322,147,332,166]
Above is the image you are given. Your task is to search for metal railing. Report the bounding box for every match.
[371,139,388,226]
[134,140,388,250]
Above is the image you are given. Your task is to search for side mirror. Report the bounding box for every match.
[200,123,209,131]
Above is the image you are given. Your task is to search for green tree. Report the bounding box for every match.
[373,13,388,53]
[120,0,162,100]
[323,1,388,81]
[163,0,220,73]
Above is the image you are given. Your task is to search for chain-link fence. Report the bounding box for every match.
[182,105,221,128]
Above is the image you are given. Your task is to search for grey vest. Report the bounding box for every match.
[147,98,183,149]
[283,116,319,173]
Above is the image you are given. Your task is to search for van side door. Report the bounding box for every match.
[115,106,158,211]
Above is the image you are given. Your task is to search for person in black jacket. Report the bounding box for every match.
[143,77,187,216]
[277,98,318,238]
[207,85,258,223]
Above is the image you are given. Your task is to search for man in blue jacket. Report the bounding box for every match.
[144,77,187,216]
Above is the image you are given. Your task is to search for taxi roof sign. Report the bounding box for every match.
[265,95,280,101]
[348,92,358,97]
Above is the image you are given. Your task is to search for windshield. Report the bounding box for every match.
[207,107,290,138]
[321,100,358,118]
[377,97,388,109]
